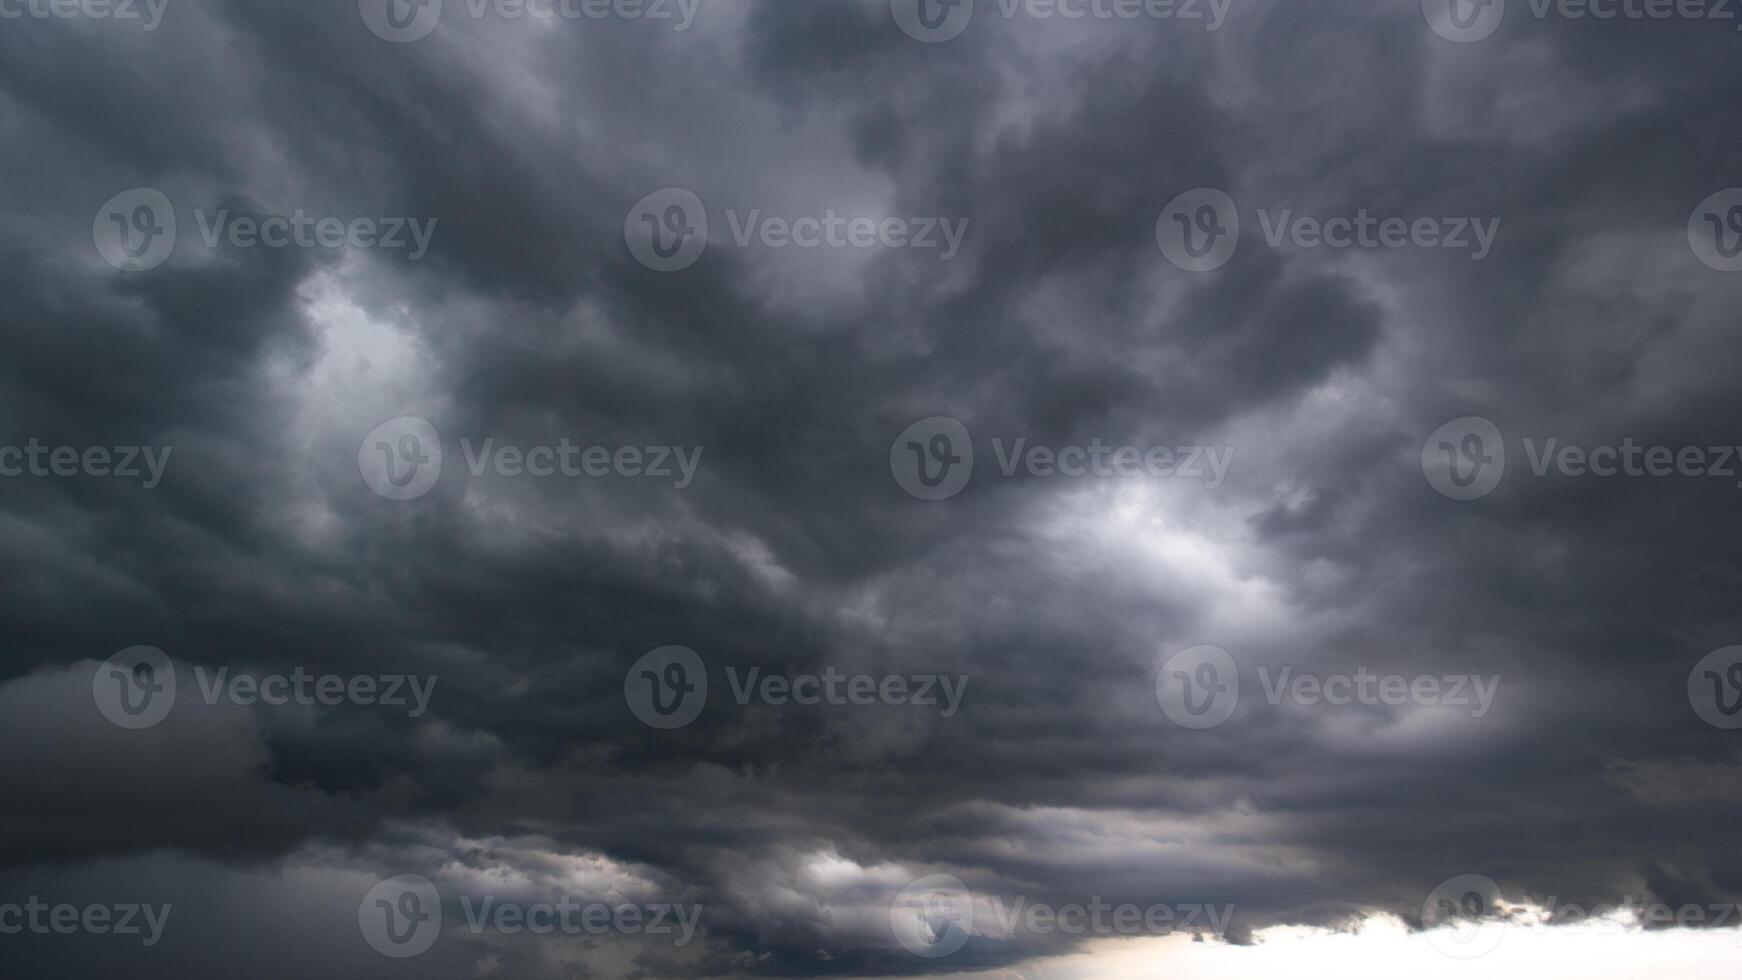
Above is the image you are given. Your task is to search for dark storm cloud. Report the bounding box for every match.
[3,0,1742,977]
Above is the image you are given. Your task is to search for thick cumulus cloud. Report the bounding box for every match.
[2,0,1741,977]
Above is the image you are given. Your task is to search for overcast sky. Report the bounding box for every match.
[3,0,1742,977]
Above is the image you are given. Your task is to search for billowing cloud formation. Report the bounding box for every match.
[2,0,1741,977]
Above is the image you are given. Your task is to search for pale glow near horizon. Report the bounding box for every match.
[877,913,1742,980]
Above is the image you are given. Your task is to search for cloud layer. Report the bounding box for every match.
[3,0,1741,976]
